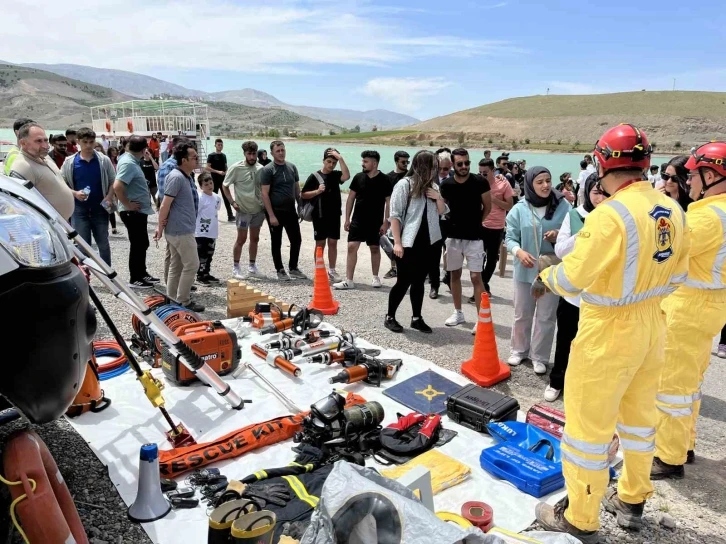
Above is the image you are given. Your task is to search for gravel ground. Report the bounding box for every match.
[2,211,725,544]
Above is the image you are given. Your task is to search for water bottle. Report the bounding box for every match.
[82,186,91,197]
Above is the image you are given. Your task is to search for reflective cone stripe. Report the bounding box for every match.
[461,293,510,387]
[308,247,340,315]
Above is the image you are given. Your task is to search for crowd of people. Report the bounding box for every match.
[3,116,726,541]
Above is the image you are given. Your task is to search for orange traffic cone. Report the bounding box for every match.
[461,292,510,387]
[308,247,339,315]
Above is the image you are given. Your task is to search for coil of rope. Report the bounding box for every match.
[93,340,130,380]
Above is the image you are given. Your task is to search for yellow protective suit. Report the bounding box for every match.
[541,181,689,532]
[655,194,726,465]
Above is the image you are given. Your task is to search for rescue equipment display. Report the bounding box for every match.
[328,357,403,386]
[161,321,241,385]
[383,370,463,415]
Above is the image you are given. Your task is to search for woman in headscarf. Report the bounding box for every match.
[544,173,605,401]
[505,166,571,375]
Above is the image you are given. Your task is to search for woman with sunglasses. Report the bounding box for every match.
[385,150,448,333]
[544,173,605,401]
[505,166,571,375]
[659,156,693,210]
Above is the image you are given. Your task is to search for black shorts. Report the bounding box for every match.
[313,214,341,242]
[348,221,380,246]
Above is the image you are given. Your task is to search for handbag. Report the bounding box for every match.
[530,205,561,272]
[298,172,324,222]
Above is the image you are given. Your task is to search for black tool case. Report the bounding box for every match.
[446,384,520,433]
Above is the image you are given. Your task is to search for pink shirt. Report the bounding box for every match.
[483,176,514,229]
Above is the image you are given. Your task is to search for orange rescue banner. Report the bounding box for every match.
[159,392,367,478]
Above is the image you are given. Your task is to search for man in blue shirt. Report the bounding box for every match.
[114,135,158,288]
[61,127,117,265]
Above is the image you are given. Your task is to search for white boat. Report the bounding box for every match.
[89,99,211,166]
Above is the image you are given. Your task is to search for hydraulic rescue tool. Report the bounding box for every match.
[161,321,240,385]
[304,347,381,366]
[328,357,403,386]
[6,172,251,412]
[258,308,324,336]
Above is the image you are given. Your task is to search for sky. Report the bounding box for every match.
[4,0,726,120]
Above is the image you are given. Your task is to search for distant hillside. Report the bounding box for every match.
[18,62,419,130]
[0,63,340,135]
[23,63,203,99]
[0,63,131,127]
[411,91,726,148]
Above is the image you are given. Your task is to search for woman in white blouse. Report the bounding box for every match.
[544,173,606,401]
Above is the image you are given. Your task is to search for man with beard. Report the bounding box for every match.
[440,148,491,332]
[48,133,69,170]
[334,150,391,290]
[10,122,74,220]
[223,140,265,279]
[383,150,411,279]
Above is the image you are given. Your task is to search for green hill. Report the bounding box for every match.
[409,91,726,150]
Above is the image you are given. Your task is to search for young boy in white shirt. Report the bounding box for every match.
[195,172,222,285]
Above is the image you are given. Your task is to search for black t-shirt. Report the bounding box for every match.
[350,171,393,227]
[440,173,491,240]
[387,170,407,186]
[140,159,157,187]
[206,152,227,183]
[301,170,344,218]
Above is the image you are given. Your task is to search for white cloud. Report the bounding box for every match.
[2,0,520,75]
[361,77,453,113]
[548,81,602,95]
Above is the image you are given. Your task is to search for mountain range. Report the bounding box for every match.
[0,63,340,135]
[22,63,419,130]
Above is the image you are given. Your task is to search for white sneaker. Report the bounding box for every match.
[544,386,561,402]
[533,361,548,375]
[333,279,355,290]
[507,353,524,366]
[471,323,478,336]
[445,310,465,327]
[233,266,243,279]
[328,270,342,283]
[717,344,726,359]
[248,263,259,276]
[372,276,382,288]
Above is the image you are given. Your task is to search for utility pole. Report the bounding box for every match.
[546,87,550,96]
[673,78,676,91]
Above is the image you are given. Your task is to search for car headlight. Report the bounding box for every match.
[0,192,72,268]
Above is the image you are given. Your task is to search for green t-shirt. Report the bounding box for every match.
[115,153,154,215]
[223,160,264,214]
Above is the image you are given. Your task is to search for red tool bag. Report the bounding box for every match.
[527,404,620,463]
[526,404,565,439]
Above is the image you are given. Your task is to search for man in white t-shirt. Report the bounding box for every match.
[584,154,596,174]
[159,134,170,162]
[195,172,222,285]
[647,165,662,187]
[576,160,590,204]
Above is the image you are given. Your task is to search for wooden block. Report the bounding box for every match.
[227,279,241,288]
[227,292,266,306]
[227,298,265,311]
[227,285,260,298]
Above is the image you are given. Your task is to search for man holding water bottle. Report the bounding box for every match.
[61,127,117,265]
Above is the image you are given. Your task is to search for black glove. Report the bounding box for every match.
[282,521,309,539]
[241,482,291,509]
[292,444,325,466]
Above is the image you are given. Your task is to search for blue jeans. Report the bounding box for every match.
[72,205,111,265]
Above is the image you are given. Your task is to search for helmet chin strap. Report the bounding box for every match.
[697,167,726,201]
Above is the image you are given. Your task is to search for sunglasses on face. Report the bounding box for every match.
[660,173,680,182]
[456,160,471,167]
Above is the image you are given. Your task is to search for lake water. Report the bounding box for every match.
[0,128,673,186]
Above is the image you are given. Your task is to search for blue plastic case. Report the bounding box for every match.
[479,442,565,498]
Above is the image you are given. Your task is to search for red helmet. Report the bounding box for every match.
[593,124,652,174]
[685,142,726,177]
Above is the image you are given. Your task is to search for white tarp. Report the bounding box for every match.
[67,321,566,543]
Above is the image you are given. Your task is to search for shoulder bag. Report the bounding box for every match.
[298,171,324,222]
[530,205,561,272]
